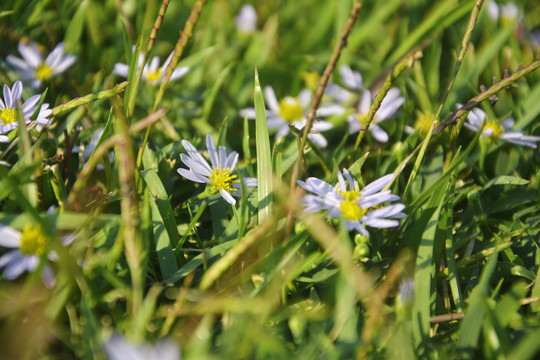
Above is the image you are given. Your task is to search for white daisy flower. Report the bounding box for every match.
[320,65,363,108]
[346,88,404,142]
[6,41,76,89]
[463,106,540,148]
[0,80,52,142]
[240,86,333,147]
[177,134,257,205]
[103,332,181,360]
[113,49,189,86]
[0,223,75,288]
[298,169,406,236]
[319,69,404,143]
[235,4,257,34]
[486,1,520,24]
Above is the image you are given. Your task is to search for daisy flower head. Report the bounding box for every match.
[6,41,76,89]
[323,65,363,106]
[0,223,74,288]
[177,135,257,205]
[463,106,540,148]
[346,88,404,142]
[0,80,52,143]
[113,48,189,86]
[486,1,520,25]
[298,169,406,236]
[240,86,333,147]
[235,4,257,34]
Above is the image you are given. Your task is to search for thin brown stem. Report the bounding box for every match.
[299,0,362,152]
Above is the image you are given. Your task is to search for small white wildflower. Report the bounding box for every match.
[177,135,257,205]
[463,106,540,148]
[113,48,189,86]
[298,169,406,235]
[240,86,333,147]
[0,223,75,288]
[103,332,181,360]
[235,5,257,34]
[0,80,52,143]
[486,1,520,24]
[319,66,404,143]
[6,41,76,89]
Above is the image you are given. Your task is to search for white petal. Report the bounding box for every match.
[225,151,239,170]
[298,89,312,108]
[0,225,21,247]
[239,108,256,119]
[53,55,77,74]
[180,154,211,177]
[264,86,280,113]
[218,146,228,167]
[308,133,327,147]
[366,204,406,219]
[317,104,346,117]
[177,168,210,183]
[220,189,236,205]
[3,254,30,280]
[339,65,362,90]
[170,67,189,81]
[502,117,515,130]
[181,139,211,173]
[298,177,334,196]
[361,174,394,196]
[6,55,32,73]
[113,63,129,77]
[359,89,372,114]
[363,218,400,228]
[486,1,499,20]
[18,42,42,68]
[312,120,333,131]
[370,124,389,143]
[41,265,56,288]
[206,135,219,169]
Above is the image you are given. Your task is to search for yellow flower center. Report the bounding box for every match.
[340,200,367,221]
[35,63,54,80]
[278,97,304,123]
[146,68,162,83]
[209,166,240,193]
[0,108,17,125]
[414,111,437,137]
[484,120,505,139]
[340,190,360,202]
[19,224,49,256]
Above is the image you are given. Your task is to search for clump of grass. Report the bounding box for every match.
[1,0,540,359]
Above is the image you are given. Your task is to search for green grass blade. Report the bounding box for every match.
[457,249,499,357]
[254,68,273,224]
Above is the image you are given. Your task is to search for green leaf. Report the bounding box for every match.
[484,176,529,189]
[254,69,273,224]
[412,182,447,356]
[457,250,499,358]
[141,168,180,275]
[64,0,88,54]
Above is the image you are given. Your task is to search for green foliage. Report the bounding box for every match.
[1,0,540,359]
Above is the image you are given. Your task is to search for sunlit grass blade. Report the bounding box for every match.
[254,68,273,224]
[141,168,180,275]
[412,183,447,356]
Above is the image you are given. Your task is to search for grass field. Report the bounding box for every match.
[1,0,540,359]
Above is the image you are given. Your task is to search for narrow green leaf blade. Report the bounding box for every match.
[254,69,273,224]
